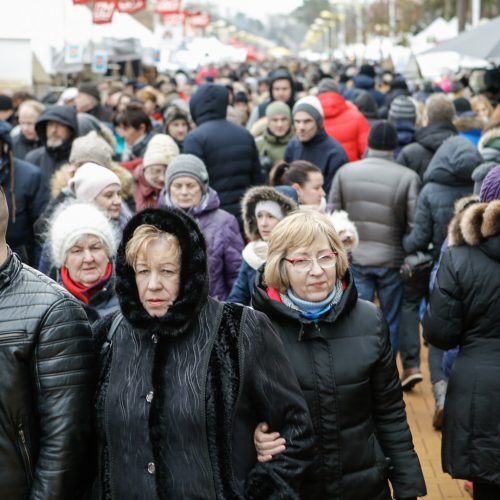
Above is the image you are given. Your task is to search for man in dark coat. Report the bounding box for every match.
[0,121,48,266]
[0,185,95,500]
[397,93,457,179]
[25,105,78,190]
[344,64,386,108]
[75,82,113,123]
[183,83,263,219]
[11,100,44,160]
[285,95,348,194]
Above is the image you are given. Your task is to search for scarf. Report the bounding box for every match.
[61,261,113,304]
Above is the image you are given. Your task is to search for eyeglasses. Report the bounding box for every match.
[283,251,337,272]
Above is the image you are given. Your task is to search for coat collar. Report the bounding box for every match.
[0,248,21,291]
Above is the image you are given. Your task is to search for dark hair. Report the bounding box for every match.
[115,103,152,133]
[269,160,322,187]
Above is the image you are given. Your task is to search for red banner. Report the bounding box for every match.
[116,0,146,13]
[93,2,116,24]
[73,0,95,3]
[155,0,182,14]
[189,13,210,29]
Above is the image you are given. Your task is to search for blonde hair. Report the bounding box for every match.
[125,224,181,269]
[471,95,494,119]
[264,210,349,293]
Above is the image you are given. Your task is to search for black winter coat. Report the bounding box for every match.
[183,84,263,219]
[423,200,500,485]
[92,207,314,500]
[403,136,483,259]
[252,270,426,500]
[11,132,41,160]
[0,250,96,499]
[397,121,457,180]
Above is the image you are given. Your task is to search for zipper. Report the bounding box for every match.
[17,423,33,484]
[0,331,27,343]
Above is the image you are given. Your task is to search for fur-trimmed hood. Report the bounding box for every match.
[241,186,297,240]
[448,199,500,255]
[453,114,486,133]
[478,125,500,153]
[115,207,209,336]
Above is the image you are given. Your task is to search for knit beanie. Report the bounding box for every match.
[265,101,291,121]
[78,82,101,102]
[359,64,376,79]
[49,201,117,268]
[389,96,417,123]
[479,165,500,202]
[293,96,324,127]
[234,91,249,104]
[69,131,113,168]
[69,162,121,202]
[143,134,180,168]
[164,106,190,128]
[255,200,284,221]
[368,120,398,151]
[317,78,340,95]
[165,154,209,193]
[453,97,472,116]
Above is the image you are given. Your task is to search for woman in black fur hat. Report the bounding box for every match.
[91,206,313,499]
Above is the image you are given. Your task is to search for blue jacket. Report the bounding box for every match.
[344,75,385,108]
[227,260,257,305]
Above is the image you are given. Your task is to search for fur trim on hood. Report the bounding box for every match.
[115,207,209,337]
[478,125,500,153]
[447,195,480,246]
[241,186,297,240]
[453,114,486,133]
[448,199,500,247]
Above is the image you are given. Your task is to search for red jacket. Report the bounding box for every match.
[318,92,370,162]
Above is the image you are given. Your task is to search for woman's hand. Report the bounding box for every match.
[254,422,286,462]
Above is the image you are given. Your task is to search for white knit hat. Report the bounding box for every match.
[69,162,121,202]
[292,95,324,126]
[143,134,180,168]
[49,201,117,268]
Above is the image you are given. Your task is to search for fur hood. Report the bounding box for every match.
[448,199,500,247]
[115,207,209,337]
[477,125,500,153]
[241,186,297,240]
[50,162,135,200]
[453,114,486,133]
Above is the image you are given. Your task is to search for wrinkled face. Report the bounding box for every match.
[294,172,325,206]
[284,233,337,302]
[144,164,166,190]
[75,93,97,113]
[272,79,292,103]
[268,114,290,138]
[256,210,281,241]
[120,124,145,146]
[169,176,203,209]
[167,119,189,142]
[294,111,318,143]
[46,121,71,148]
[64,234,109,287]
[19,107,39,141]
[135,239,181,317]
[94,184,122,220]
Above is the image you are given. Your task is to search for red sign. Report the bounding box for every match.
[189,14,210,29]
[93,2,116,24]
[73,0,95,3]
[163,12,185,26]
[116,0,146,13]
[155,0,182,14]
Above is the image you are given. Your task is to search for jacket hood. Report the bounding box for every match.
[263,125,294,145]
[448,200,500,261]
[241,185,297,240]
[269,68,295,104]
[189,84,228,125]
[354,74,375,90]
[115,207,209,337]
[318,92,348,119]
[423,136,482,186]
[35,105,78,145]
[414,121,457,153]
[453,114,486,133]
[352,90,378,119]
[478,126,500,153]
[159,186,221,217]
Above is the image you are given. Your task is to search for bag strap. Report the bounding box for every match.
[100,312,123,355]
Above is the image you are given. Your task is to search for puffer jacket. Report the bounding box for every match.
[11,132,41,160]
[0,250,95,499]
[25,106,79,190]
[92,207,314,499]
[397,121,457,180]
[393,121,416,158]
[423,200,500,485]
[183,84,263,218]
[255,126,294,172]
[328,151,421,268]
[472,126,500,192]
[252,269,426,500]
[159,187,244,300]
[403,136,483,259]
[318,91,370,162]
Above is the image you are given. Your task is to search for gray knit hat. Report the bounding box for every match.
[69,131,113,168]
[292,95,324,127]
[165,154,209,193]
[265,101,291,120]
[388,96,417,123]
[317,78,340,94]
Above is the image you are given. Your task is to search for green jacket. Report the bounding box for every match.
[255,127,294,168]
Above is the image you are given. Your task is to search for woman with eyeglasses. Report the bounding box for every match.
[251,210,426,500]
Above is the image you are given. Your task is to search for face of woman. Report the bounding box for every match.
[476,103,490,119]
[284,233,337,302]
[294,172,325,206]
[256,211,281,241]
[144,164,166,190]
[169,176,203,209]
[167,119,189,142]
[95,184,122,219]
[65,235,109,287]
[135,240,181,317]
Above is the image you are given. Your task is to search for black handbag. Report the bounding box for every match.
[400,251,434,283]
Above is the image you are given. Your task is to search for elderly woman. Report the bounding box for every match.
[48,201,119,323]
[158,154,244,300]
[91,206,313,499]
[251,210,426,500]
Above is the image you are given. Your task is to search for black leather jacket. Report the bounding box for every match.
[0,250,96,500]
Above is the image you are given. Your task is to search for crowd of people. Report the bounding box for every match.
[1,60,500,500]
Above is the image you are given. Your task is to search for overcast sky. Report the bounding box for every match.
[208,0,303,21]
